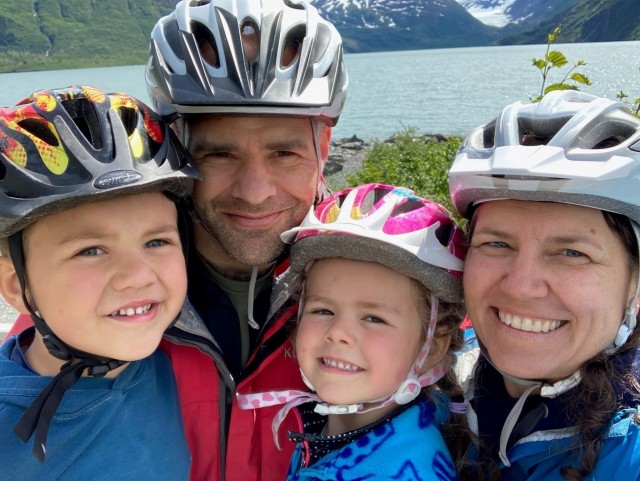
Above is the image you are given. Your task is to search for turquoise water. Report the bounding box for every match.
[1,41,639,140]
[0,41,639,327]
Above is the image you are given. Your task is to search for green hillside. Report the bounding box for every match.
[0,0,637,74]
[499,0,640,44]
[0,0,177,72]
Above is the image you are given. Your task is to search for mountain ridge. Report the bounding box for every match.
[0,0,637,73]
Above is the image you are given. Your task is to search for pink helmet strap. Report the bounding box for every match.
[237,295,451,448]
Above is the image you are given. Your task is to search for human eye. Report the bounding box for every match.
[363,315,387,324]
[146,239,169,248]
[76,246,104,257]
[302,300,333,317]
[271,150,300,167]
[145,230,181,250]
[274,150,296,157]
[309,307,333,316]
[471,238,511,251]
[562,249,584,258]
[195,150,232,167]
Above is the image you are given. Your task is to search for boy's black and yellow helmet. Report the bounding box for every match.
[0,85,200,237]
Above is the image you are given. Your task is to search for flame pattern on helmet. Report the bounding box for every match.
[0,85,200,238]
[0,86,167,178]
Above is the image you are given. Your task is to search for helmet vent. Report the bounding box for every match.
[435,222,454,247]
[63,98,103,150]
[579,118,636,150]
[313,23,331,65]
[392,199,424,216]
[281,25,305,68]
[192,21,220,68]
[164,20,183,67]
[490,174,565,181]
[189,0,211,6]
[17,119,58,147]
[241,20,259,63]
[116,107,137,137]
[518,117,569,146]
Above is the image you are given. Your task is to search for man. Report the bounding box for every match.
[146,1,348,480]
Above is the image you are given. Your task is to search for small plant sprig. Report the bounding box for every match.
[616,68,640,117]
[531,25,591,102]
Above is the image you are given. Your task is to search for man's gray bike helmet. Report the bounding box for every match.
[146,0,348,125]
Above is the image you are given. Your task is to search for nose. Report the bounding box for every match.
[110,252,158,292]
[324,315,356,345]
[230,157,277,205]
[499,250,549,300]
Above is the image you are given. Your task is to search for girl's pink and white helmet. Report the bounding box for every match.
[240,184,466,436]
[280,182,465,303]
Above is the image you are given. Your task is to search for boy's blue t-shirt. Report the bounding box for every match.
[0,333,191,480]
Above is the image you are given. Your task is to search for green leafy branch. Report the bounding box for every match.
[531,25,591,102]
[616,69,640,116]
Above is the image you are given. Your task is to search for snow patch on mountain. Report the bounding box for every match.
[454,0,516,27]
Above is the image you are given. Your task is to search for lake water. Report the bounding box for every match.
[0,40,638,329]
[1,41,639,141]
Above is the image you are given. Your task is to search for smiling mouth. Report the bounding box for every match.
[322,358,363,372]
[226,212,282,229]
[110,304,152,317]
[498,311,564,333]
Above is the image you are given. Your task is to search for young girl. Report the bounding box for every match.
[238,183,469,480]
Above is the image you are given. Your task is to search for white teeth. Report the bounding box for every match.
[323,358,361,371]
[110,304,152,317]
[499,311,562,333]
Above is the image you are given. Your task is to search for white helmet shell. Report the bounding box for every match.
[146,0,348,125]
[449,90,640,223]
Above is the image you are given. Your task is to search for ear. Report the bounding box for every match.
[421,330,452,373]
[319,126,332,161]
[0,256,29,313]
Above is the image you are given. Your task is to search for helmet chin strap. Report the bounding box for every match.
[8,232,127,462]
[609,220,640,351]
[309,296,446,416]
[237,295,455,450]
[480,221,640,467]
[477,336,582,468]
[310,118,330,203]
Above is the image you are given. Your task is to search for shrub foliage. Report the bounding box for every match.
[345,128,462,216]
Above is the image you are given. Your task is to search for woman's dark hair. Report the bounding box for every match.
[411,281,489,480]
[559,211,640,481]
[467,208,640,480]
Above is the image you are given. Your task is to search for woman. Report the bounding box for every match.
[448,90,640,480]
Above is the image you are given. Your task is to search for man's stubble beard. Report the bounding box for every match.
[194,197,309,268]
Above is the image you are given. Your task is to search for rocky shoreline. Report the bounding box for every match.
[324,133,452,186]
[324,135,371,187]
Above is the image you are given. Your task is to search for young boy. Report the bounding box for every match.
[0,86,199,479]
[239,183,471,479]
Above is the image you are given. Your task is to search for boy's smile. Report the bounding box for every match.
[19,191,186,376]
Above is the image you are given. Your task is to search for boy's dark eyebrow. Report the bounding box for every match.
[57,224,179,245]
